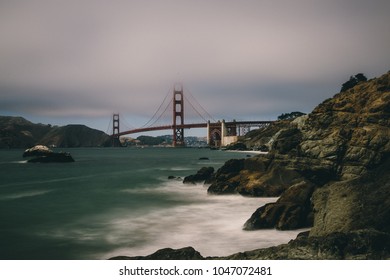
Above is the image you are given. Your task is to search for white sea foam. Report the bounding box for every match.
[34,180,304,259]
[99,181,304,259]
[12,160,28,164]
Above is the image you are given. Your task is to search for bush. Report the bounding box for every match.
[341,73,367,92]
[277,111,306,121]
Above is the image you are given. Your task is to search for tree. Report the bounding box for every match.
[277,111,306,121]
[341,73,367,92]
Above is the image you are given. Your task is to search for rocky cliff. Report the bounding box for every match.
[208,71,390,237]
[0,116,111,148]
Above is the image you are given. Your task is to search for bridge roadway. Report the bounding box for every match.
[115,120,272,137]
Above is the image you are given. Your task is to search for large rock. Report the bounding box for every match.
[310,158,390,237]
[23,145,75,163]
[183,167,214,184]
[23,145,53,157]
[207,159,245,194]
[243,180,315,230]
[207,154,327,197]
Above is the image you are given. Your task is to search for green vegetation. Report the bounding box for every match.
[341,73,367,92]
[277,111,306,121]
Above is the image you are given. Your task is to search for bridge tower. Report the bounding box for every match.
[112,113,121,147]
[173,85,185,147]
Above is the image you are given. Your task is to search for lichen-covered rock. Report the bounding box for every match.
[300,73,390,179]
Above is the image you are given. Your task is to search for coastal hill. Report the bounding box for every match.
[0,116,110,148]
[115,70,390,260]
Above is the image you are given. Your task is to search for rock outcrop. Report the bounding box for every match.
[183,167,214,184]
[243,180,314,230]
[110,229,390,260]
[221,229,390,260]
[207,71,390,237]
[208,157,309,196]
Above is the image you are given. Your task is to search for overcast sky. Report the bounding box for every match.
[1,0,389,136]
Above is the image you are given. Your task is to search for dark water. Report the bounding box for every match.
[0,148,301,259]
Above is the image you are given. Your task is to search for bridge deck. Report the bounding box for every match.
[114,121,272,137]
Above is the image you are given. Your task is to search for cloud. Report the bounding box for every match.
[0,0,389,129]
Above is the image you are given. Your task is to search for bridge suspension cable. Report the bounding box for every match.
[184,87,216,122]
[184,95,209,123]
[145,97,172,128]
[140,88,172,128]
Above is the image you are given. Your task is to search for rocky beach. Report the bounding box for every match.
[114,71,390,260]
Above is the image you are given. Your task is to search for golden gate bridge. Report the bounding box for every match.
[110,85,273,147]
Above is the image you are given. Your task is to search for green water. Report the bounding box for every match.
[0,148,301,259]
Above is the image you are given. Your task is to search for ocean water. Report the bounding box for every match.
[0,148,302,260]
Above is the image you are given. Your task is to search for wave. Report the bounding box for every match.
[0,189,52,200]
[51,180,300,259]
[99,189,299,259]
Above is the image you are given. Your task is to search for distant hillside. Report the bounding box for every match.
[0,116,111,148]
[39,125,111,148]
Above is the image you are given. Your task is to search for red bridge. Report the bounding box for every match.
[111,85,273,147]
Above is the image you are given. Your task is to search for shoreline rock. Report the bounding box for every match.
[243,180,315,230]
[183,166,214,184]
[110,229,390,260]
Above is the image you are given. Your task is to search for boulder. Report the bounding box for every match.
[243,181,315,230]
[183,167,214,184]
[23,145,75,163]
